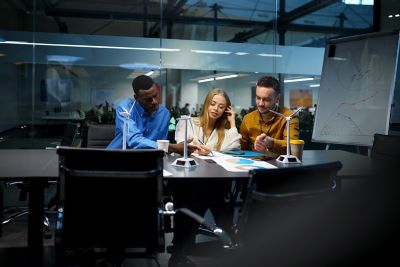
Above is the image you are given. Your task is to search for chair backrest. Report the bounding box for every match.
[371,133,400,161]
[85,123,115,148]
[236,161,342,245]
[60,122,81,147]
[56,146,164,251]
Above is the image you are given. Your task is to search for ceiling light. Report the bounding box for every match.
[309,84,320,87]
[191,49,231,55]
[215,74,238,80]
[331,57,347,61]
[127,70,163,79]
[145,71,154,76]
[0,40,180,52]
[46,55,83,63]
[284,77,314,83]
[257,53,283,58]
[342,0,373,5]
[235,52,248,56]
[119,63,160,70]
[198,74,239,83]
[198,77,215,83]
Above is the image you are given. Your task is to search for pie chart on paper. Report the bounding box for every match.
[224,157,265,170]
[225,158,254,165]
[213,155,275,172]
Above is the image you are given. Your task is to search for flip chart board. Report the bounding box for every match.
[312,31,400,146]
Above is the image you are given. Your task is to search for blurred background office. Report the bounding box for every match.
[0,0,399,149]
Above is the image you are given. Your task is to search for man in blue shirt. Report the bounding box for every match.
[104,75,197,266]
[108,75,195,155]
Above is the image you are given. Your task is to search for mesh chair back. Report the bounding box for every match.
[56,147,164,251]
[236,161,342,245]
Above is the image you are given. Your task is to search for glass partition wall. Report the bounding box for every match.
[0,0,375,148]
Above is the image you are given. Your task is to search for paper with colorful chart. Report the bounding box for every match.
[212,156,277,172]
[193,152,277,172]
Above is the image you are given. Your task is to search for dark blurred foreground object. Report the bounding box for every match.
[370,133,400,161]
[55,147,165,266]
[192,160,399,266]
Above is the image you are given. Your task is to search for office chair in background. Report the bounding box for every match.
[59,122,82,147]
[1,122,81,233]
[0,186,3,237]
[370,133,400,161]
[82,123,115,148]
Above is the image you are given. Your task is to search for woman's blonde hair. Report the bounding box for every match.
[196,88,231,150]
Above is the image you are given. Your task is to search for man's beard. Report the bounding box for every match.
[258,106,271,114]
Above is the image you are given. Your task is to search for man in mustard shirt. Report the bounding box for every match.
[240,76,299,155]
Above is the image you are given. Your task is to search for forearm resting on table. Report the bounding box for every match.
[168,143,198,155]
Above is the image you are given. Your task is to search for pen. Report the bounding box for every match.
[197,139,214,156]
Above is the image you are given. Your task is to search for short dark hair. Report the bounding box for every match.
[132,75,154,95]
[256,76,280,94]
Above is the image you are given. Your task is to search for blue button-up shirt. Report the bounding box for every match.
[107,98,170,149]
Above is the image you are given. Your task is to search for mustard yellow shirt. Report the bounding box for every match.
[240,107,299,155]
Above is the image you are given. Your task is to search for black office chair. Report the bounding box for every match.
[82,123,115,148]
[1,122,81,232]
[59,122,82,147]
[178,162,343,267]
[55,146,165,266]
[370,133,400,161]
[203,161,343,267]
[0,185,3,237]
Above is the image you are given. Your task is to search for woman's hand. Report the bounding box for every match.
[225,106,236,128]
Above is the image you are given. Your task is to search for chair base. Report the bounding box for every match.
[2,207,52,234]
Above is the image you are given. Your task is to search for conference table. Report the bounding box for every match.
[0,148,375,265]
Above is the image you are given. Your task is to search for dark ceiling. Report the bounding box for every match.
[1,0,376,44]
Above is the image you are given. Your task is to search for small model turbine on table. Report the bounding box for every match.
[269,107,303,164]
[172,115,199,167]
[120,105,134,150]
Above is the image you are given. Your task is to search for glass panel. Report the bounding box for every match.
[0,0,376,149]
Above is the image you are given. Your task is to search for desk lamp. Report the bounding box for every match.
[172,115,198,167]
[269,107,303,164]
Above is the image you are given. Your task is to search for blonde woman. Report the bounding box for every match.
[175,88,241,155]
[169,89,241,266]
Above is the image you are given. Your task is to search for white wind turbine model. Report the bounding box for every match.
[172,115,198,167]
[269,107,303,164]
[119,104,134,150]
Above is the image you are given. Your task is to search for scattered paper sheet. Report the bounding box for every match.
[163,169,173,177]
[192,152,277,172]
